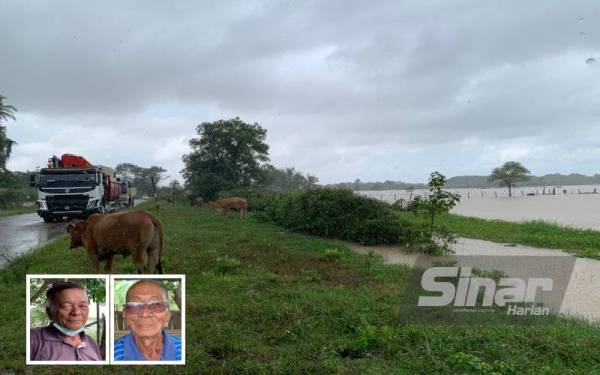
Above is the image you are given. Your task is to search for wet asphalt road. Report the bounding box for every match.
[0,213,66,267]
[0,199,147,267]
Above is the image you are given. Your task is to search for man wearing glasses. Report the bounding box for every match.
[30,281,103,361]
[114,280,181,361]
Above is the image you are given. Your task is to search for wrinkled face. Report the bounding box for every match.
[66,220,86,249]
[123,283,171,339]
[49,288,89,330]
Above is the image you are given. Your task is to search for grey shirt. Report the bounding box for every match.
[30,324,103,361]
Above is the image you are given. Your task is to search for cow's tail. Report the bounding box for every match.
[151,216,164,274]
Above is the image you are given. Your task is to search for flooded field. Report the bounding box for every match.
[349,238,600,322]
[360,185,600,230]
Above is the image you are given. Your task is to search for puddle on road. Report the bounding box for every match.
[348,238,600,322]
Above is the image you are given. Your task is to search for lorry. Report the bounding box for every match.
[30,154,122,222]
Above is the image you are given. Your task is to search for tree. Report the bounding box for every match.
[182,118,270,200]
[412,171,461,233]
[488,161,530,197]
[115,163,167,197]
[0,95,17,172]
[258,165,317,193]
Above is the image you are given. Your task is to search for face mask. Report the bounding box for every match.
[52,322,85,337]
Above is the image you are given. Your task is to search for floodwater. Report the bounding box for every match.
[349,238,600,322]
[360,185,600,230]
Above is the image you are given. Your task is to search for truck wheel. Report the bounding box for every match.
[42,216,53,223]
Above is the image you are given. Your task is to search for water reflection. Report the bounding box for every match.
[0,213,67,267]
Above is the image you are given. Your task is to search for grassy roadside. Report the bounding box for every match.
[0,202,598,373]
[0,206,36,218]
[394,211,600,259]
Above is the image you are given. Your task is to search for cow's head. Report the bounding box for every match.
[207,201,215,209]
[66,219,87,249]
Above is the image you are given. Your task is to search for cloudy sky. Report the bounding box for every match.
[2,0,600,184]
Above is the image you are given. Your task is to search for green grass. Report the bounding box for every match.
[394,211,600,259]
[1,202,599,373]
[0,206,36,218]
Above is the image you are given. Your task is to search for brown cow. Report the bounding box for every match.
[208,197,247,218]
[66,210,164,274]
[165,193,174,204]
[191,197,204,208]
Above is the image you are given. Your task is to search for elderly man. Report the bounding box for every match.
[114,280,181,361]
[30,281,103,361]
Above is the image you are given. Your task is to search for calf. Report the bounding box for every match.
[66,210,164,274]
[208,197,247,218]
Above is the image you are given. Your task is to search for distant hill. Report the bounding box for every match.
[445,173,600,188]
[328,173,600,190]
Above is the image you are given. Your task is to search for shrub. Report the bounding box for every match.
[216,188,283,213]
[250,188,448,254]
[0,188,33,209]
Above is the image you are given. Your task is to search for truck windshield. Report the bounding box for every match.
[40,172,98,188]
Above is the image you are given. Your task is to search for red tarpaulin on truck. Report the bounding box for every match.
[61,154,92,168]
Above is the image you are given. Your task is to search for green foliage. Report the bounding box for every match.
[182,118,270,200]
[327,179,425,191]
[488,161,531,197]
[411,171,461,231]
[114,163,167,197]
[216,187,282,213]
[395,211,600,259]
[259,165,318,192]
[1,202,599,373]
[0,171,36,209]
[406,172,460,253]
[0,95,17,172]
[0,187,33,209]
[252,188,446,253]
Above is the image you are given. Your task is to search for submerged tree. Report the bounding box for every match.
[488,161,530,197]
[412,171,461,233]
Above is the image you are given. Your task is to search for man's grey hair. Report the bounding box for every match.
[44,281,88,318]
[125,279,169,304]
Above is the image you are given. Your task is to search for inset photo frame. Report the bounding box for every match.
[26,275,109,365]
[110,275,185,365]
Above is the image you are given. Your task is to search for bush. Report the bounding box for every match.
[216,188,283,213]
[0,188,33,209]
[250,188,448,254]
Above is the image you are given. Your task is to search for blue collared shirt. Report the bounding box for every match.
[114,329,181,361]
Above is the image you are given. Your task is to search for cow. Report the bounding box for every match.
[208,197,247,218]
[191,197,204,208]
[165,193,174,204]
[66,210,164,274]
